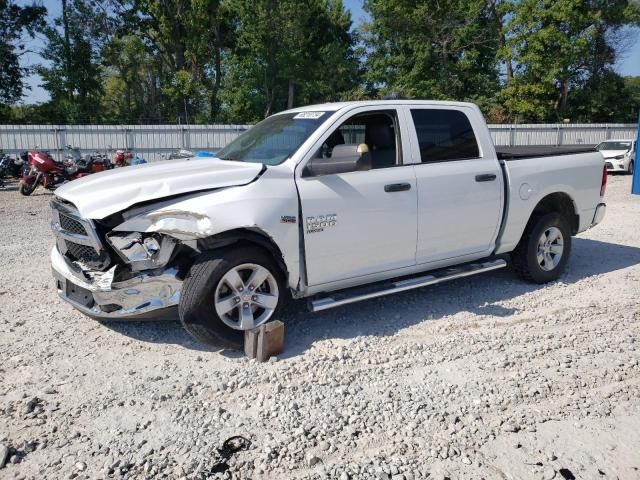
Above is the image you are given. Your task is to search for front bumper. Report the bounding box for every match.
[604,159,629,172]
[51,246,181,320]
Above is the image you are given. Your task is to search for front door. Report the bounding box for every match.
[296,108,417,287]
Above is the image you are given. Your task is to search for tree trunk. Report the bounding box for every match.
[210,26,223,121]
[557,77,570,114]
[490,0,513,82]
[61,0,72,100]
[287,80,295,109]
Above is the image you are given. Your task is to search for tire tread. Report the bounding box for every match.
[179,247,284,349]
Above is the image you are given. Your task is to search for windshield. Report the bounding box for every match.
[597,141,631,151]
[216,112,329,165]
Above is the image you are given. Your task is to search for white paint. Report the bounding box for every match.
[54,157,263,219]
[52,100,607,298]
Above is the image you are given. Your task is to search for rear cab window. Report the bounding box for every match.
[410,109,480,162]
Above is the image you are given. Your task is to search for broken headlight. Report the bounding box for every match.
[106,232,177,271]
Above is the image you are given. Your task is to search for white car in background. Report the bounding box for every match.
[596,139,636,175]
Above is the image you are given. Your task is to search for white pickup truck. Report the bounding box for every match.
[50,101,607,348]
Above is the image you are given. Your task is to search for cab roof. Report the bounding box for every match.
[280,100,479,114]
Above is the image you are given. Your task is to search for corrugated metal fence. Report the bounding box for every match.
[0,123,637,162]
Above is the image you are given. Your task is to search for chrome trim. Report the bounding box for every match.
[51,246,181,319]
[50,198,104,254]
[309,259,507,312]
[591,203,606,228]
[50,222,95,247]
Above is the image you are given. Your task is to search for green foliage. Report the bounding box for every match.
[501,0,640,121]
[362,0,501,102]
[219,0,359,122]
[36,0,112,122]
[0,0,46,105]
[6,0,640,124]
[101,35,162,123]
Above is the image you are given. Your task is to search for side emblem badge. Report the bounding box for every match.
[280,215,297,224]
[306,214,337,234]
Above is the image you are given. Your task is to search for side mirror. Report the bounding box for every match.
[304,144,371,177]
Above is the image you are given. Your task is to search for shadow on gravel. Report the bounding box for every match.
[98,238,640,355]
[101,319,216,352]
[277,237,640,358]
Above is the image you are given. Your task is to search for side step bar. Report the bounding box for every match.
[308,259,507,312]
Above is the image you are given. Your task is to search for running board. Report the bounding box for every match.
[308,259,507,312]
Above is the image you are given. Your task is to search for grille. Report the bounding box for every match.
[65,241,101,262]
[59,213,86,235]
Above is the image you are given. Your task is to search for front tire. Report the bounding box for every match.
[512,212,572,284]
[179,247,285,349]
[19,181,37,196]
[628,161,634,176]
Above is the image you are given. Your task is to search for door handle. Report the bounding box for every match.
[475,173,497,182]
[384,183,411,192]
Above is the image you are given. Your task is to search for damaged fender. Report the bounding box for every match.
[112,166,302,289]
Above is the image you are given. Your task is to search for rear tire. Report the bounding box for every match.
[19,182,36,196]
[179,246,286,349]
[511,212,572,284]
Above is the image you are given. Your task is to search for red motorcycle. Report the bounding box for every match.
[112,149,133,167]
[19,150,107,196]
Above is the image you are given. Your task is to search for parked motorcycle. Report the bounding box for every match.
[0,152,24,180]
[63,146,111,171]
[112,149,133,167]
[19,149,108,196]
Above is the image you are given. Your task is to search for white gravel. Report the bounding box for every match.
[0,175,639,480]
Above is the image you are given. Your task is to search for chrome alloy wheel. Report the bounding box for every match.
[536,226,564,272]
[214,263,279,330]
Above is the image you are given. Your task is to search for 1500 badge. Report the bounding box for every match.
[306,214,337,234]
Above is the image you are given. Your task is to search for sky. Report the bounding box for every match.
[18,0,640,104]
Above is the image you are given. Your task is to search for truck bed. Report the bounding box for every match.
[497,145,596,160]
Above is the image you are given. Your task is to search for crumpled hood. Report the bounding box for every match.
[600,149,629,159]
[55,158,263,219]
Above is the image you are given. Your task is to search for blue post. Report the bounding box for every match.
[633,110,640,195]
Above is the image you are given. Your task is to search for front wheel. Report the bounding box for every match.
[19,181,37,196]
[511,212,572,284]
[179,247,285,349]
[628,161,634,176]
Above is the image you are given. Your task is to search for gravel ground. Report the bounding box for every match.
[0,175,639,480]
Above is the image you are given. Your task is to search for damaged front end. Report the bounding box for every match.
[50,198,185,319]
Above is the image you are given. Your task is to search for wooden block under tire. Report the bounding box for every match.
[244,320,284,361]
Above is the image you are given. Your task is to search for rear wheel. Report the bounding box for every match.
[179,247,285,349]
[512,212,572,284]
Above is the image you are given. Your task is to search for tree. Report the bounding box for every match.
[362,0,501,103]
[219,0,359,123]
[117,0,234,123]
[501,0,640,122]
[101,35,163,123]
[0,0,46,105]
[37,0,113,122]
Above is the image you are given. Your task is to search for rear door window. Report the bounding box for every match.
[410,109,480,162]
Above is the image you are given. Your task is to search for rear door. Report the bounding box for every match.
[408,107,503,264]
[295,107,417,287]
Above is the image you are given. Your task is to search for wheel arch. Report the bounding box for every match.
[528,191,579,235]
[195,228,290,282]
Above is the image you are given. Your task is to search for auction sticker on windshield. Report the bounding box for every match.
[294,112,325,120]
